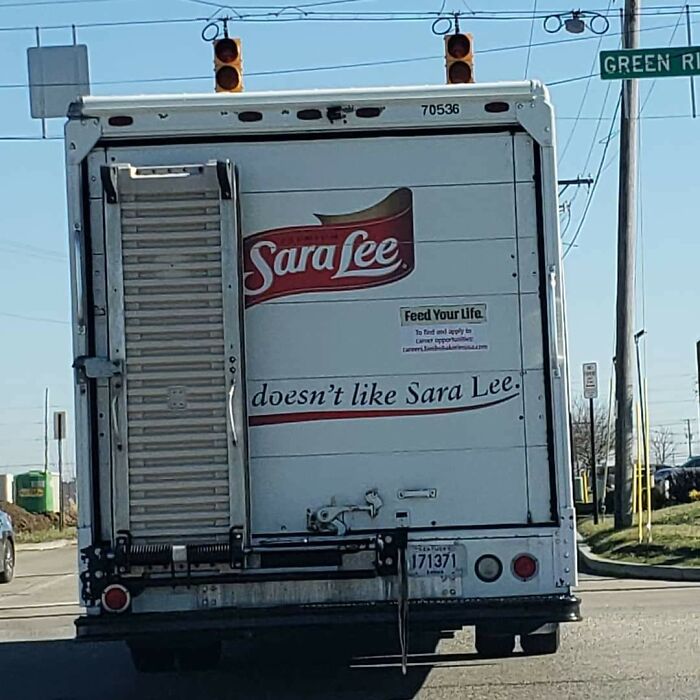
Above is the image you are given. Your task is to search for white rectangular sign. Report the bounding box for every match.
[582,362,598,399]
[53,411,67,440]
[28,44,90,119]
[400,304,489,354]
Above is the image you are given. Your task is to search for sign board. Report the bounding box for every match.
[27,44,90,119]
[600,47,700,80]
[53,411,67,440]
[582,363,598,400]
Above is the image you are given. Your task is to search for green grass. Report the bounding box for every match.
[578,501,700,566]
[15,527,77,545]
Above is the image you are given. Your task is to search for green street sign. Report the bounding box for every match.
[600,47,700,80]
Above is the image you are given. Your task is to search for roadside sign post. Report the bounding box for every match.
[53,411,67,531]
[583,363,600,523]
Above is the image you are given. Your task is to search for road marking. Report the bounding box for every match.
[0,601,80,611]
[15,571,75,579]
[579,583,700,594]
[19,573,73,596]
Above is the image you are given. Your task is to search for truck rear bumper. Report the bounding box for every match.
[75,594,581,642]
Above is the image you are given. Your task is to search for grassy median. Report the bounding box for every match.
[578,501,700,567]
[15,526,77,545]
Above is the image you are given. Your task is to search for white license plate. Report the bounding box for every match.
[407,544,465,578]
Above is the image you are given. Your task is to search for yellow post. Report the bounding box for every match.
[632,400,639,515]
[636,399,643,543]
[644,380,653,543]
[582,470,589,504]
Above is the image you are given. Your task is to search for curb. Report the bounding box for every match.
[577,539,700,582]
[16,539,77,552]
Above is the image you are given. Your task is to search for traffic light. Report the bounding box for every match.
[444,33,474,84]
[214,37,243,93]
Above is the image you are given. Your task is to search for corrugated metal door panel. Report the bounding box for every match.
[103,161,249,545]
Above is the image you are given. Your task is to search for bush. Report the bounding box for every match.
[667,471,700,505]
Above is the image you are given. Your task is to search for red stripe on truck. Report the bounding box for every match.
[249,392,519,426]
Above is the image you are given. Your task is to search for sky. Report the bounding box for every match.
[0,0,698,478]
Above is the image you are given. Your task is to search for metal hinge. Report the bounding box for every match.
[73,356,121,381]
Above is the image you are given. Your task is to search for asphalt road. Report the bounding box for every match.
[2,545,700,700]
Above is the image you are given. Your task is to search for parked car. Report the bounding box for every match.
[678,456,700,472]
[0,508,14,583]
[654,458,700,503]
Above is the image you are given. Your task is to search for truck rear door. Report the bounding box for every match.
[237,130,554,537]
[102,161,249,544]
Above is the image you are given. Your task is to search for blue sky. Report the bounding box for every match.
[0,0,698,476]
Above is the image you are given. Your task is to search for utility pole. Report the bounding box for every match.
[695,340,700,452]
[686,419,694,459]
[43,387,49,477]
[613,0,641,530]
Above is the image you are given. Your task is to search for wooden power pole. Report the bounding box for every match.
[613,0,641,529]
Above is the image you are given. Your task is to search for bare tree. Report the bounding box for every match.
[650,426,676,465]
[569,398,612,471]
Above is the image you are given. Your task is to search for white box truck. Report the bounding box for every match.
[65,81,579,671]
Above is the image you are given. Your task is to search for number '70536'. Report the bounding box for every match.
[421,103,460,116]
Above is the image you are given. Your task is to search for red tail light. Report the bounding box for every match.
[101,584,130,613]
[512,554,538,581]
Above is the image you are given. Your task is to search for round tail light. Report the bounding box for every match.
[101,584,131,613]
[512,554,538,581]
[475,554,503,582]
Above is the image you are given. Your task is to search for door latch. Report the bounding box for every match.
[307,490,383,535]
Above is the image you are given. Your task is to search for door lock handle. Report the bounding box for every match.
[228,378,238,445]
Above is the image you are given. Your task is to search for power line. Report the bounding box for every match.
[0,462,75,468]
[0,404,68,411]
[562,92,622,258]
[0,240,66,262]
[0,310,69,325]
[638,6,686,113]
[549,71,600,86]
[0,0,136,6]
[558,113,690,120]
[523,0,538,78]
[0,135,62,140]
[187,0,372,10]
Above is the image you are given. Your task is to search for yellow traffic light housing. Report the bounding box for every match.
[445,33,474,84]
[214,37,243,93]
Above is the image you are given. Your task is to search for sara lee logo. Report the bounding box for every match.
[243,188,414,307]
